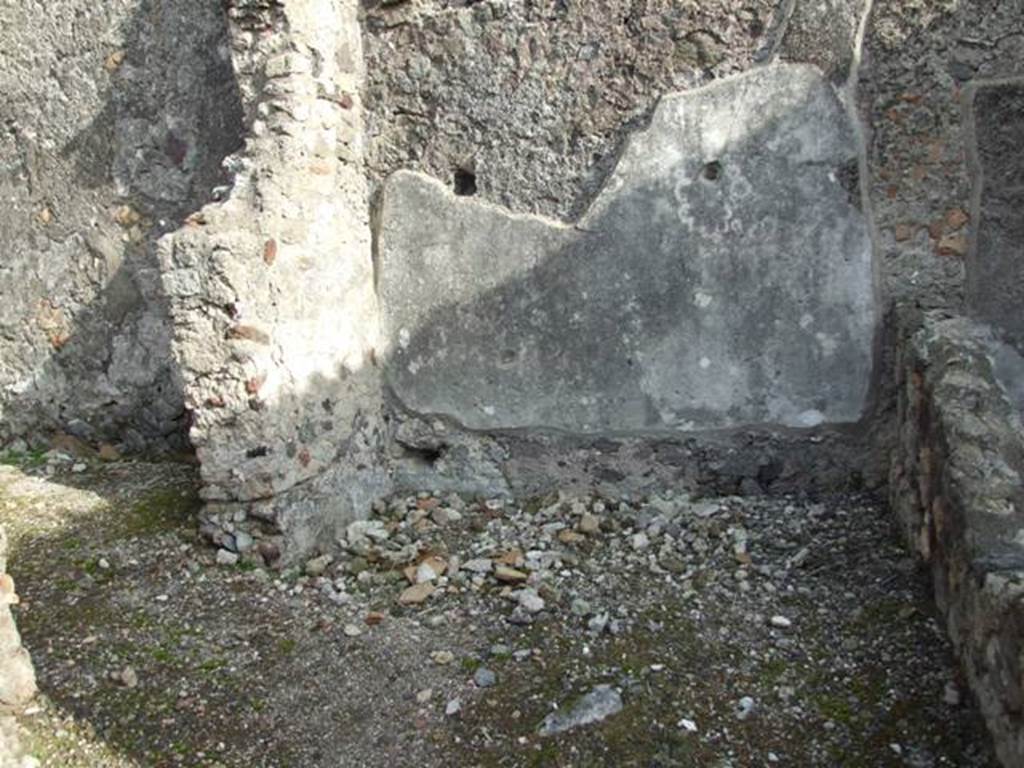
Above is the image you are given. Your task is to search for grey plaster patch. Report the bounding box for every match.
[967,79,1024,353]
[378,63,876,434]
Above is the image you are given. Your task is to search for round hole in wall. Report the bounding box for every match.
[703,160,722,181]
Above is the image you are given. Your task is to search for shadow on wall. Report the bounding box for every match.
[377,65,879,438]
[187,65,884,573]
[2,0,244,455]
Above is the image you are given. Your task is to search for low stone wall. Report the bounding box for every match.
[0,526,37,768]
[0,527,35,713]
[891,311,1024,767]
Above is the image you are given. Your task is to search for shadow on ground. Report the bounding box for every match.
[0,455,1000,768]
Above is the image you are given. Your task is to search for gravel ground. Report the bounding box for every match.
[0,452,998,767]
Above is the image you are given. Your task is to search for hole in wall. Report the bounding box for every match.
[399,443,446,468]
[453,168,478,196]
[836,158,861,210]
[703,160,722,181]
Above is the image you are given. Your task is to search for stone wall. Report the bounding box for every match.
[2,0,1022,461]
[0,0,243,453]
[162,0,891,566]
[891,311,1024,766]
[0,527,36,768]
[361,0,884,520]
[160,0,389,562]
[362,0,782,221]
[861,0,1024,312]
[0,527,36,713]
[0,1,1020,570]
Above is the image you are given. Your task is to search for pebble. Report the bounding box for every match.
[578,513,601,534]
[445,698,462,716]
[215,549,239,566]
[399,582,435,605]
[769,615,792,629]
[305,554,332,577]
[233,531,254,553]
[570,598,592,616]
[659,554,687,574]
[431,650,455,665]
[539,685,623,736]
[416,689,433,704]
[462,558,493,574]
[473,667,497,688]
[678,718,698,732]
[516,589,545,614]
[343,624,363,637]
[494,565,529,583]
[347,520,390,545]
[944,681,961,706]
[736,696,757,720]
[112,666,138,689]
[631,532,650,551]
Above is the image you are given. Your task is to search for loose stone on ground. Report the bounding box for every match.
[0,460,1001,766]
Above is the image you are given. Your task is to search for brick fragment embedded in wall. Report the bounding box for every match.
[263,239,277,265]
[893,223,915,242]
[104,49,125,73]
[945,207,969,230]
[937,233,968,257]
[112,204,142,227]
[225,325,271,345]
[35,299,70,350]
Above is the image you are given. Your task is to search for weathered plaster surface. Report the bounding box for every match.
[379,64,875,433]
